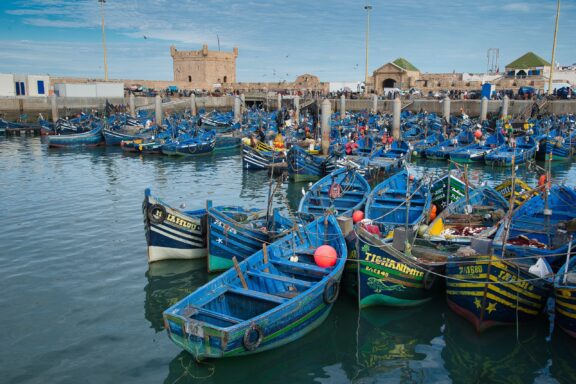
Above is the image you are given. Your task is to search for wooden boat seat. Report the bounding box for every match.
[314,196,360,203]
[271,258,330,276]
[374,198,425,204]
[183,306,243,324]
[247,270,312,288]
[229,287,288,304]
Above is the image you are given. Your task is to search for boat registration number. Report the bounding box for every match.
[185,320,204,338]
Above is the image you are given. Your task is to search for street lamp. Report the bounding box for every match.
[98,0,108,81]
[548,0,560,95]
[364,5,372,94]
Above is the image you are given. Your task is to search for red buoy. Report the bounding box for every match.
[474,130,482,139]
[314,245,338,268]
[352,210,364,223]
[538,174,547,187]
[365,224,381,236]
[409,174,415,181]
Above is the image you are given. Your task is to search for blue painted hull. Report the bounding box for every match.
[47,125,104,147]
[143,188,207,263]
[287,146,335,181]
[163,215,347,359]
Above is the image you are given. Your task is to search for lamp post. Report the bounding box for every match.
[99,0,108,81]
[364,5,372,94]
[548,0,560,95]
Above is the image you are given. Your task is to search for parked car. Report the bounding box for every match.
[556,86,574,99]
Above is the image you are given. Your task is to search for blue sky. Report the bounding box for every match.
[1,0,575,82]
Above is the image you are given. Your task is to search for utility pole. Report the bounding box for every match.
[548,0,560,95]
[364,5,372,94]
[99,0,108,81]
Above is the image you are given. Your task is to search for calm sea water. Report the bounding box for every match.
[2,136,576,384]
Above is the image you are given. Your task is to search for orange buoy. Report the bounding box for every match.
[409,174,415,182]
[431,204,437,214]
[538,174,547,187]
[352,210,364,223]
[314,245,338,268]
[474,129,482,139]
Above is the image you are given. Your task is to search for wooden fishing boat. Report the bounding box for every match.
[143,188,207,263]
[241,138,285,170]
[215,133,242,151]
[445,255,552,333]
[424,131,475,160]
[494,178,537,208]
[409,133,442,158]
[352,225,445,308]
[449,131,505,163]
[492,185,576,270]
[485,136,538,166]
[103,125,151,146]
[298,167,370,219]
[47,123,104,148]
[206,201,294,272]
[161,131,216,156]
[429,172,469,213]
[287,145,336,182]
[425,186,509,244]
[555,255,576,338]
[365,169,431,237]
[163,214,347,359]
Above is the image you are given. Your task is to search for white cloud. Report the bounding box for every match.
[502,3,531,12]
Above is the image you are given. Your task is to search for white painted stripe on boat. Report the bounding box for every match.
[148,246,207,263]
[151,227,205,247]
[156,222,203,238]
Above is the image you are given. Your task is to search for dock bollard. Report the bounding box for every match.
[190,94,197,116]
[393,97,401,140]
[129,93,135,117]
[480,97,488,122]
[51,94,58,123]
[501,95,509,119]
[155,94,163,127]
[443,96,451,123]
[373,94,378,114]
[321,99,331,155]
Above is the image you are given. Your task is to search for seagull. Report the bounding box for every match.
[301,187,306,196]
[143,36,148,39]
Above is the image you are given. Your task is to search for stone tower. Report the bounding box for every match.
[170,44,238,89]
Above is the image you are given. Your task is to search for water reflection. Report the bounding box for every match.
[164,296,359,384]
[442,309,550,384]
[551,326,576,383]
[144,259,209,332]
[350,297,445,382]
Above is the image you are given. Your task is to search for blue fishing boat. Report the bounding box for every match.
[298,167,370,219]
[425,130,475,160]
[494,178,537,208]
[425,186,509,244]
[241,139,285,170]
[445,255,552,333]
[364,169,431,237]
[161,131,216,156]
[410,133,443,158]
[103,125,151,146]
[484,136,538,166]
[143,188,207,263]
[540,131,576,161]
[206,201,294,272]
[555,255,576,338]
[430,172,469,213]
[163,214,347,359]
[449,131,506,163]
[287,146,336,182]
[215,133,242,151]
[47,122,104,148]
[492,185,576,269]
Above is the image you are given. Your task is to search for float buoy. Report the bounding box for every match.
[352,210,364,223]
[314,245,338,268]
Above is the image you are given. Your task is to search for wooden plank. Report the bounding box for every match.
[229,287,287,304]
[232,256,248,289]
[246,270,312,288]
[263,244,269,273]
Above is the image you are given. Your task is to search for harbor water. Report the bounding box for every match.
[2,135,576,383]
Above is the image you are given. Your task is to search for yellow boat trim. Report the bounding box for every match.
[446,290,539,315]
[557,306,576,320]
[556,297,576,311]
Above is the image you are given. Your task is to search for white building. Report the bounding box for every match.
[54,82,124,98]
[0,73,50,96]
[0,74,15,96]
